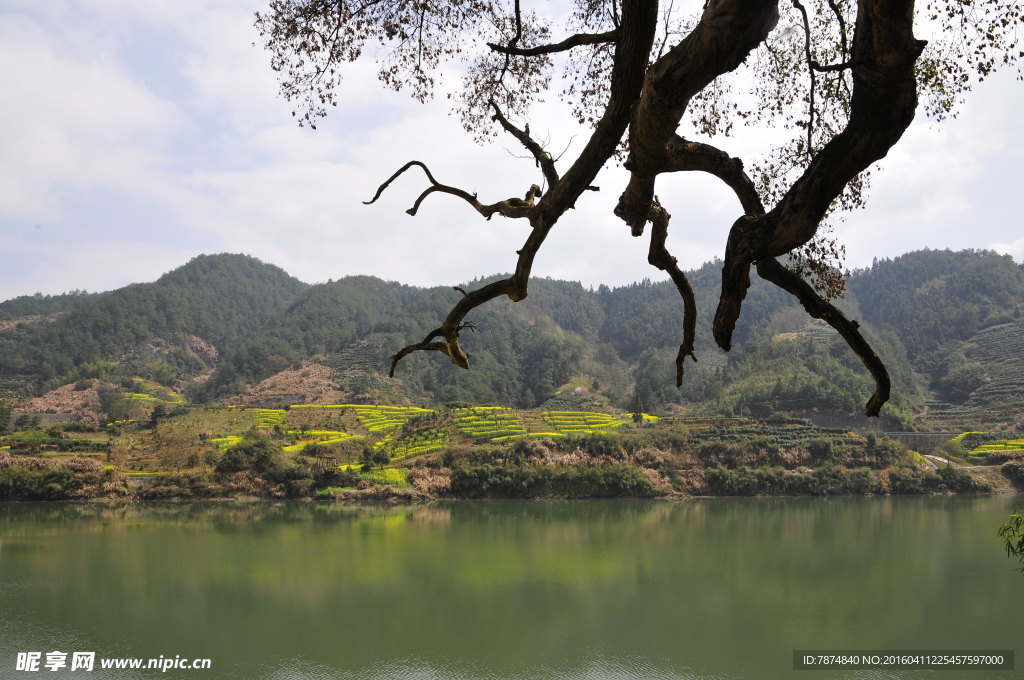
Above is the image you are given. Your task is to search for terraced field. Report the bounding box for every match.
[683,417,863,449]
[374,428,449,461]
[282,430,361,452]
[324,343,383,373]
[253,409,288,428]
[351,467,410,487]
[453,406,527,441]
[925,322,1024,427]
[349,405,435,432]
[970,438,1024,457]
[210,435,242,450]
[541,410,629,434]
[204,404,442,464]
[55,401,929,487]
[0,376,30,402]
[118,403,683,467]
[126,378,185,404]
[958,433,1024,459]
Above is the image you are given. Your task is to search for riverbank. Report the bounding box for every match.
[1,447,1018,502]
[2,405,1021,501]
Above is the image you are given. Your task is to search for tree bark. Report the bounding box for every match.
[714,0,925,352]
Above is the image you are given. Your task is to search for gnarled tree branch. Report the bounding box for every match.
[259,0,1020,421]
[389,0,660,376]
[714,0,926,358]
[389,340,450,376]
[388,322,478,377]
[486,29,619,56]
[622,134,765,388]
[646,199,697,386]
[661,136,765,215]
[489,100,559,189]
[756,257,890,416]
[615,0,780,234]
[363,160,537,220]
[612,0,917,416]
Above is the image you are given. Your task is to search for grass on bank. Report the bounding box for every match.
[2,401,1018,499]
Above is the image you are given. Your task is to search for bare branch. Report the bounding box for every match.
[415,5,425,71]
[486,29,618,56]
[654,0,677,61]
[811,58,861,72]
[389,0,660,375]
[363,160,536,220]
[646,199,697,386]
[489,100,560,188]
[392,278,513,375]
[540,0,659,220]
[389,340,450,377]
[756,257,890,416]
[661,136,766,215]
[489,0,524,102]
[825,0,849,61]
[512,0,523,43]
[615,0,780,234]
[389,322,479,377]
[792,0,817,156]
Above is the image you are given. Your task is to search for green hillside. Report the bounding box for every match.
[0,289,100,320]
[1,248,1022,431]
[0,254,308,385]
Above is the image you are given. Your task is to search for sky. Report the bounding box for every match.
[1,0,1022,302]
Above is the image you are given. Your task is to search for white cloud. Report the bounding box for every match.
[990,235,1024,262]
[836,70,1024,269]
[0,12,183,224]
[1,0,1021,303]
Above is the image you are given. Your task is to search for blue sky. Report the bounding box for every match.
[1,0,1022,302]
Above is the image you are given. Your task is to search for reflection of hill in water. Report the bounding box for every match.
[3,498,1022,680]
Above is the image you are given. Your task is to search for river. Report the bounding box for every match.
[1,496,1021,679]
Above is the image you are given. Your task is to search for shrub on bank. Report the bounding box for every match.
[989,451,1024,464]
[449,463,656,498]
[212,436,314,497]
[936,463,977,492]
[264,462,315,497]
[0,466,82,500]
[700,463,983,496]
[1002,461,1024,487]
[135,471,220,500]
[215,438,281,474]
[557,432,629,458]
[0,452,129,500]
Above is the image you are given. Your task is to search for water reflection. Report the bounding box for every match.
[1,497,1021,679]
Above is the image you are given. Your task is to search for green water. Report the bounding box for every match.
[1,497,1021,679]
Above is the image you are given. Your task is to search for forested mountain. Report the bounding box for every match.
[198,276,591,408]
[0,289,101,320]
[847,250,1024,361]
[846,250,1024,425]
[0,254,307,383]
[1,249,1022,428]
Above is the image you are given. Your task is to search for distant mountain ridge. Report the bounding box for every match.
[0,254,307,382]
[1,249,1022,429]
